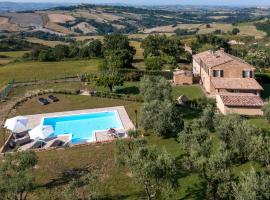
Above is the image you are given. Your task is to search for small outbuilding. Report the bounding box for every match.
[173,70,193,85]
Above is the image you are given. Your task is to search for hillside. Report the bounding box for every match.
[0,4,269,36]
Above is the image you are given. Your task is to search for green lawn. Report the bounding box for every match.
[0,86,265,199]
[172,85,204,100]
[4,93,205,199]
[248,117,270,130]
[0,60,100,88]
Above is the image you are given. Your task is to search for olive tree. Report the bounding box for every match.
[140,75,172,102]
[0,151,38,200]
[232,169,270,200]
[140,76,183,137]
[215,115,257,163]
[115,139,178,200]
[263,101,270,123]
[141,100,183,137]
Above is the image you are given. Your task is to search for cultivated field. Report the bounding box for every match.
[130,41,144,60]
[47,13,75,23]
[142,22,266,39]
[197,23,266,39]
[0,51,29,65]
[26,37,69,47]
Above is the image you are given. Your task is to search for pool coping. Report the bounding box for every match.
[25,106,135,135]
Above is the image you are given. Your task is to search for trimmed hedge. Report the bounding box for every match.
[117,68,173,80]
[256,73,270,84]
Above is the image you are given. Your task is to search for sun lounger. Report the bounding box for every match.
[44,139,63,148]
[18,139,46,151]
[14,135,31,146]
[38,98,50,105]
[48,95,59,102]
[31,140,46,149]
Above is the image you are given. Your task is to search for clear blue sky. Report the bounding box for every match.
[3,0,270,6]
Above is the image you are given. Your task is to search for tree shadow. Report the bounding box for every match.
[40,167,90,189]
[116,86,140,95]
[180,182,207,200]
[97,191,145,200]
[178,106,202,120]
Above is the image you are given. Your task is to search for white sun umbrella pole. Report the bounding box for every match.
[4,116,29,133]
[29,125,54,140]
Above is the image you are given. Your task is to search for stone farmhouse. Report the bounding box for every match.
[192,49,265,115]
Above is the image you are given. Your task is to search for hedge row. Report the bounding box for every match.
[118,68,173,80]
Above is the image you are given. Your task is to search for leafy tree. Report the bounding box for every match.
[102,34,135,68]
[104,49,134,69]
[140,75,172,102]
[232,169,270,200]
[68,45,80,58]
[96,71,124,92]
[201,148,233,200]
[53,44,70,60]
[60,169,100,200]
[141,34,165,58]
[140,75,183,137]
[178,119,211,170]
[145,56,163,70]
[245,47,270,68]
[232,28,240,35]
[263,100,270,123]
[199,104,215,131]
[87,40,102,58]
[141,35,184,62]
[141,100,183,137]
[178,123,232,200]
[115,139,178,200]
[0,151,38,200]
[103,33,134,52]
[215,115,257,162]
[249,134,270,167]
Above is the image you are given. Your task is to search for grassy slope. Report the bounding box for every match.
[0,60,100,88]
[9,94,203,199]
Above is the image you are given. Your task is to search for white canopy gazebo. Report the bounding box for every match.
[29,125,54,140]
[4,116,29,133]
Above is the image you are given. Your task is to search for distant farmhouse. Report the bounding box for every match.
[193,49,264,115]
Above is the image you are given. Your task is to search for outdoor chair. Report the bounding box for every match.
[38,98,50,105]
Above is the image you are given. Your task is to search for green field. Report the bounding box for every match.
[0,60,100,88]
[0,51,29,58]
[0,51,29,66]
[197,23,266,39]
[26,37,69,47]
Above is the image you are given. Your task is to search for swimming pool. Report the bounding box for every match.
[42,111,123,144]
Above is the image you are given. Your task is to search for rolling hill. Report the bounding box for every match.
[0,4,269,37]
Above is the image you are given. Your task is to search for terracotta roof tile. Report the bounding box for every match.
[211,78,263,90]
[193,50,254,69]
[219,93,265,107]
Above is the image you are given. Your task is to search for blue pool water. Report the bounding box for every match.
[42,111,122,144]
